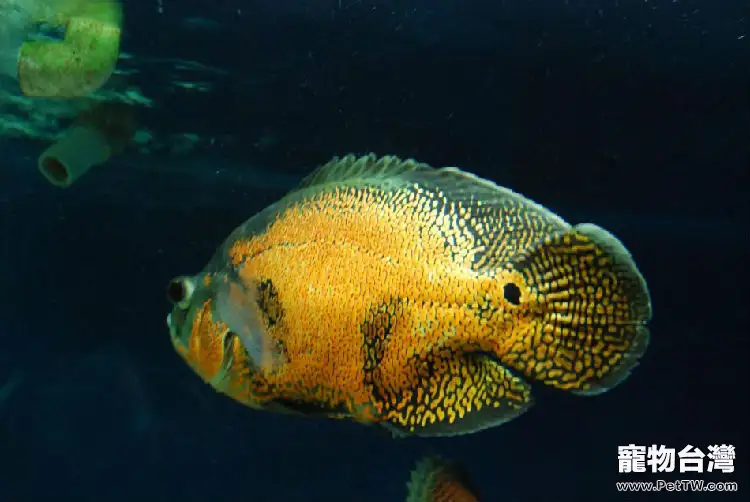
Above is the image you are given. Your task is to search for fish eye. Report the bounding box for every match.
[503,283,522,306]
[167,276,194,308]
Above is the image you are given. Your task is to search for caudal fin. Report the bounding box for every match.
[406,456,480,502]
[504,223,652,395]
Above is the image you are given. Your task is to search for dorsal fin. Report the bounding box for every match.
[294,153,429,190]
[288,153,570,269]
[292,153,568,231]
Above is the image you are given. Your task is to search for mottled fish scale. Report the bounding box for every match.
[224,165,550,433]
[166,153,651,437]
[228,187,510,417]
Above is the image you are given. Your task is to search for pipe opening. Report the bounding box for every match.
[41,157,69,183]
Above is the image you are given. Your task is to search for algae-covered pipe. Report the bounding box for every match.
[18,0,123,98]
[38,100,136,188]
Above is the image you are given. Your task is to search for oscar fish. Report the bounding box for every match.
[406,456,480,502]
[165,153,652,437]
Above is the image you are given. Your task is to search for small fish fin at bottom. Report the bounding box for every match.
[382,354,533,438]
[505,222,652,395]
[214,278,285,375]
[406,456,480,502]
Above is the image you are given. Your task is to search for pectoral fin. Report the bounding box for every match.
[214,277,286,375]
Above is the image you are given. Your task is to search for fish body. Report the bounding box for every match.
[166,154,651,437]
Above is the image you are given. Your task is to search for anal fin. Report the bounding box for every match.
[381,353,533,437]
[406,456,480,502]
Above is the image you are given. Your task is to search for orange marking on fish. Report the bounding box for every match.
[226,188,530,419]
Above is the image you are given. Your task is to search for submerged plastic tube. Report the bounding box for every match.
[38,125,112,187]
[18,0,123,98]
[38,100,135,187]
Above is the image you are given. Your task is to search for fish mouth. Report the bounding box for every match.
[166,312,179,339]
[166,310,188,341]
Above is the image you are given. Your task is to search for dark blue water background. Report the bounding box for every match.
[1,1,748,500]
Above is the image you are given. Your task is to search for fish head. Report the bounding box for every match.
[165,273,252,400]
[165,269,285,405]
[165,273,229,383]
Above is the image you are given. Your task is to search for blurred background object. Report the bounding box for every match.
[1,0,122,98]
[38,99,136,187]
